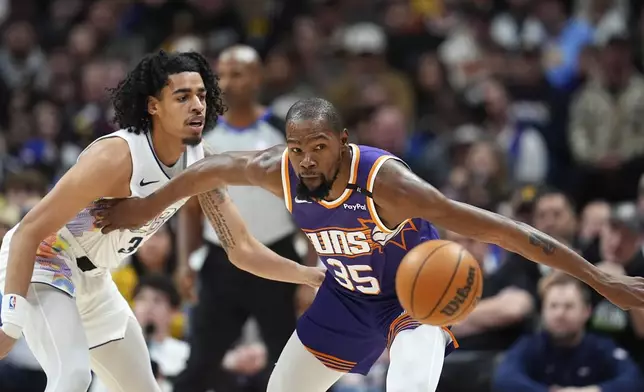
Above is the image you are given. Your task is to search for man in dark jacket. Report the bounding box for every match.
[493,272,643,392]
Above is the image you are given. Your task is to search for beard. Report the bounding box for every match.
[182,135,203,146]
[548,329,582,346]
[294,147,347,201]
[295,168,340,201]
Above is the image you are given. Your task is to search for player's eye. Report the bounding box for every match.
[198,94,206,101]
[290,147,302,153]
[314,144,325,151]
[177,95,188,102]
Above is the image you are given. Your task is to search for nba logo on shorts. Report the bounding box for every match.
[8,295,16,310]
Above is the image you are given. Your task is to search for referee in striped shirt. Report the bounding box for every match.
[173,45,316,392]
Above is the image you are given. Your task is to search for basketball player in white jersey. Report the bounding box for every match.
[0,50,323,392]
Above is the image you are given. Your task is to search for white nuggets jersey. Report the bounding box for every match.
[2,129,203,296]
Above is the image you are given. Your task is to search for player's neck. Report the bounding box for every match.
[150,127,185,166]
[224,104,265,129]
[325,146,353,201]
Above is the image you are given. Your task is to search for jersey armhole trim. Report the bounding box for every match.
[365,155,410,234]
[317,143,361,209]
[281,149,292,212]
[78,134,133,198]
[77,135,122,161]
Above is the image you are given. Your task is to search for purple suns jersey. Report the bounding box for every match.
[281,143,440,301]
[280,144,452,375]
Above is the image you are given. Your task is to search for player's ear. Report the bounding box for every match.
[147,96,159,116]
[340,128,349,145]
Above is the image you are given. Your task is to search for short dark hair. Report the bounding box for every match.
[133,273,181,309]
[539,272,592,305]
[109,50,225,134]
[285,97,343,133]
[534,186,577,213]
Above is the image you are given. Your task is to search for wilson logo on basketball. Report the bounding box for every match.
[440,266,477,317]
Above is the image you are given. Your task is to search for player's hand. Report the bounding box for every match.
[176,265,198,303]
[91,198,156,233]
[0,329,18,359]
[295,284,317,316]
[304,266,325,289]
[595,274,644,310]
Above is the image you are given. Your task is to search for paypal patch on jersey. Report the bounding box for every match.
[280,144,444,374]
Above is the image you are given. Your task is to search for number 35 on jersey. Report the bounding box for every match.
[325,258,381,295]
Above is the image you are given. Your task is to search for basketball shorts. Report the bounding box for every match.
[0,226,133,348]
[296,283,457,375]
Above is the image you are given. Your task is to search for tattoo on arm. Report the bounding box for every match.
[528,231,557,256]
[197,188,236,251]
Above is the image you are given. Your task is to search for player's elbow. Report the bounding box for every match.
[12,217,49,249]
[225,236,255,271]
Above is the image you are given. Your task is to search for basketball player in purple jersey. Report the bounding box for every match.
[93,98,644,391]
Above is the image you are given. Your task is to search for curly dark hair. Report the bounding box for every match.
[109,50,225,134]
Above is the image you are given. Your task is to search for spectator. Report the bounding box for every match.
[579,201,611,240]
[490,0,545,51]
[535,0,595,90]
[578,200,611,247]
[0,20,48,91]
[569,35,644,206]
[531,188,579,249]
[501,187,580,303]
[90,274,189,392]
[326,22,415,121]
[439,5,495,90]
[357,105,408,158]
[590,202,644,368]
[438,230,536,392]
[262,43,317,120]
[493,272,643,392]
[2,170,48,216]
[580,0,628,46]
[481,79,549,185]
[442,139,510,210]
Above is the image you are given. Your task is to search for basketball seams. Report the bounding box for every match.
[417,246,464,320]
[407,242,455,317]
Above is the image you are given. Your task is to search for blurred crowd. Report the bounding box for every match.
[2,0,644,391]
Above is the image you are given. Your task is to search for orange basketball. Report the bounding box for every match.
[396,240,483,326]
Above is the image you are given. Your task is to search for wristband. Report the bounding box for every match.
[1,294,28,339]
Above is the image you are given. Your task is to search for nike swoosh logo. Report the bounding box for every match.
[139,179,160,187]
[294,197,312,204]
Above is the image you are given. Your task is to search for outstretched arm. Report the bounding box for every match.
[374,160,644,309]
[196,186,323,287]
[191,141,321,286]
[155,145,284,201]
[2,138,131,339]
[93,145,285,231]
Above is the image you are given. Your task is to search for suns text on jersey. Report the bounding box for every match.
[303,219,417,258]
